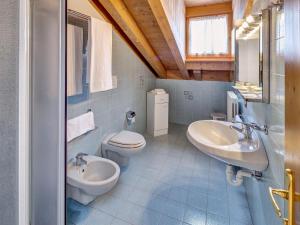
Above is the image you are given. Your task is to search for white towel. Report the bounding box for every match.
[89,17,113,92]
[67,111,96,142]
[67,24,83,96]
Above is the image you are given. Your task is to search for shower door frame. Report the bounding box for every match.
[30,0,66,224]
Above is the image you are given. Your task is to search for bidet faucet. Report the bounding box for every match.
[230,120,268,140]
[75,153,88,167]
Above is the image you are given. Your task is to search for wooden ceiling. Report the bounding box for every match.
[122,0,179,70]
[91,0,235,81]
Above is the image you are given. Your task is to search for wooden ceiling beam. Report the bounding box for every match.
[186,2,232,18]
[94,0,167,78]
[147,0,190,79]
[243,0,254,18]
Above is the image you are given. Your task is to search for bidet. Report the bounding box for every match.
[67,154,120,205]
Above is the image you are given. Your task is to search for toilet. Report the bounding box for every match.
[101,130,146,167]
[67,155,120,205]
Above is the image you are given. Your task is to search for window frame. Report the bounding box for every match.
[186,12,233,59]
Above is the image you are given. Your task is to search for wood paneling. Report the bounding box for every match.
[243,0,254,18]
[92,0,234,81]
[93,0,167,78]
[186,2,232,17]
[201,70,231,81]
[285,0,300,223]
[189,70,232,81]
[148,0,189,78]
[186,59,234,71]
[166,70,185,79]
[123,0,178,70]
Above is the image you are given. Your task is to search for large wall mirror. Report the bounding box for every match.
[67,10,90,104]
[233,9,270,103]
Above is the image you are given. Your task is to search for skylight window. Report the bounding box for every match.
[189,15,229,55]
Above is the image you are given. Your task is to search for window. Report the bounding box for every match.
[188,15,228,56]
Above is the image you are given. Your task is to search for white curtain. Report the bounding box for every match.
[189,15,228,55]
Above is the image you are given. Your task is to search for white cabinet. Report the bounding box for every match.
[147,90,169,136]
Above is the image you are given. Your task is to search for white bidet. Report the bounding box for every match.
[67,155,120,205]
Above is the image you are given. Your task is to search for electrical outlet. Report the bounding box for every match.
[184,91,189,95]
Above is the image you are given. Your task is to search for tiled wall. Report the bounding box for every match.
[67,31,156,160]
[242,8,285,225]
[156,79,232,125]
[0,0,19,224]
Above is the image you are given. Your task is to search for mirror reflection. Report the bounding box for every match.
[67,10,90,103]
[67,24,83,96]
[234,15,263,102]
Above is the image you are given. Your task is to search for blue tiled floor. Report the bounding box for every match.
[68,124,253,225]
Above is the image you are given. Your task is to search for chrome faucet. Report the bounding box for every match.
[75,153,88,167]
[230,120,268,140]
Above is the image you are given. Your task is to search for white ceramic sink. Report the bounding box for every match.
[187,120,268,171]
[67,155,120,205]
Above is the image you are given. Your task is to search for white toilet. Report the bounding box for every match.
[67,155,120,205]
[101,130,146,167]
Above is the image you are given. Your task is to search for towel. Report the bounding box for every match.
[89,17,113,92]
[67,111,96,142]
[67,24,83,96]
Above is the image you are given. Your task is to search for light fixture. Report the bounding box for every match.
[242,22,249,29]
[246,15,255,24]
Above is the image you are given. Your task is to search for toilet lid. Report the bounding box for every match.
[108,130,145,148]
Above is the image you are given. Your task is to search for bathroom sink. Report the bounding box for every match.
[187,120,268,171]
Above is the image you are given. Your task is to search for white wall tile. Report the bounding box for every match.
[243,8,285,225]
[156,80,232,125]
[67,32,156,160]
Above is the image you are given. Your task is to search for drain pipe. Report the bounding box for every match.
[226,165,252,186]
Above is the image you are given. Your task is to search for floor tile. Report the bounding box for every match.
[207,196,229,218]
[140,208,161,225]
[110,218,131,225]
[168,187,188,204]
[114,201,136,223]
[186,190,207,211]
[229,206,252,225]
[161,199,186,221]
[159,214,182,225]
[147,195,168,212]
[76,208,113,225]
[91,196,123,217]
[68,124,253,225]
[183,206,206,225]
[206,213,230,225]
[127,188,152,207]
[110,183,134,200]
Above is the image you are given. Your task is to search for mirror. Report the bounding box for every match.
[67,10,90,104]
[233,9,270,103]
[237,27,261,86]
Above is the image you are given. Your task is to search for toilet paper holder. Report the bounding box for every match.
[126,111,136,125]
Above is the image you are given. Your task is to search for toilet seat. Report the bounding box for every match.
[101,130,146,167]
[108,130,146,148]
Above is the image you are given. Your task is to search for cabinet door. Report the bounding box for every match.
[154,103,169,130]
